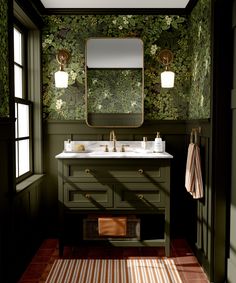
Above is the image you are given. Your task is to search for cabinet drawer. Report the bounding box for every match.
[115,183,166,209]
[64,183,113,209]
[64,164,102,181]
[108,166,163,182]
[63,160,166,183]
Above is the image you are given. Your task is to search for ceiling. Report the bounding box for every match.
[39,0,190,9]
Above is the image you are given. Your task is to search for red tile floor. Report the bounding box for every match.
[18,239,209,283]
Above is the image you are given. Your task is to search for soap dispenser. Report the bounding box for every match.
[154,132,163,153]
[141,137,147,150]
[64,139,72,152]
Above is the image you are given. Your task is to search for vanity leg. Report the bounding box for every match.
[59,240,64,257]
[165,242,170,257]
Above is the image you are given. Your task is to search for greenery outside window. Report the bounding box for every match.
[14,24,33,181]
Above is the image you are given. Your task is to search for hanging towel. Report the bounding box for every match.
[185,142,204,199]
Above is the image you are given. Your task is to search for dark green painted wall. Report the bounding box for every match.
[227,0,236,282]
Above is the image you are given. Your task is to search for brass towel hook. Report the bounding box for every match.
[190,127,201,144]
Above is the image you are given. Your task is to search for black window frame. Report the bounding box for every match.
[14,20,33,183]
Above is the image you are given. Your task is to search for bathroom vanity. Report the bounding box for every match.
[56,142,173,256]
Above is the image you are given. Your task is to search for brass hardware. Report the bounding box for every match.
[100,144,109,152]
[138,194,144,200]
[159,49,174,66]
[56,49,70,70]
[138,169,144,174]
[109,130,117,152]
[191,126,201,133]
[85,169,91,174]
[85,194,90,199]
[190,127,201,144]
[85,38,144,128]
[120,144,130,152]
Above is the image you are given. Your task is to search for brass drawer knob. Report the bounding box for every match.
[138,169,144,174]
[85,194,90,199]
[85,168,91,174]
[138,194,144,200]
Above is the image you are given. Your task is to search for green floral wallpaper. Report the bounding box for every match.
[87,69,142,114]
[0,0,9,117]
[42,0,211,121]
[188,0,211,119]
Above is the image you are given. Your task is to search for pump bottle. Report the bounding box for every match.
[154,132,163,152]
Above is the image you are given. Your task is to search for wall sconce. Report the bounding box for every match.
[159,49,175,88]
[54,49,70,88]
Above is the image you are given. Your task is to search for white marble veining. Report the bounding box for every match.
[56,141,173,159]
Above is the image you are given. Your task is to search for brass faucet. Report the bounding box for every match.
[109,130,117,152]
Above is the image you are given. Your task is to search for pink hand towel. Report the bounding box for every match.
[185,143,204,199]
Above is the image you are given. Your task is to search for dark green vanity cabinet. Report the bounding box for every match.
[57,157,171,256]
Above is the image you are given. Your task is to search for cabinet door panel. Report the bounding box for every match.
[64,183,113,209]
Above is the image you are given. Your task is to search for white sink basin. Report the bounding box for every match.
[88,151,141,157]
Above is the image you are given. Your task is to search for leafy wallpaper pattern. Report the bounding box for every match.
[188,0,211,119]
[42,0,211,121]
[87,69,142,114]
[0,0,9,117]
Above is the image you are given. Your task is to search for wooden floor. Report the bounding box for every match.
[18,239,209,283]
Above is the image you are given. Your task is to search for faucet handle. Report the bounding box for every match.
[100,144,109,152]
[120,144,130,152]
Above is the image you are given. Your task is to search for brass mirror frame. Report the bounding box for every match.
[85,37,144,128]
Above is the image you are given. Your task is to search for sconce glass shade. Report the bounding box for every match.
[161,70,175,88]
[54,70,68,88]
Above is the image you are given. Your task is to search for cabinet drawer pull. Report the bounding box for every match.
[85,169,91,174]
[138,194,144,200]
[138,169,144,174]
[85,194,91,199]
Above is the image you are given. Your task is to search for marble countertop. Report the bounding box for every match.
[55,141,173,159]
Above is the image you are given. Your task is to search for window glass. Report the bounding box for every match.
[14,28,22,65]
[18,104,29,138]
[14,65,23,98]
[15,103,18,137]
[14,23,32,181]
[15,143,19,178]
[18,139,30,176]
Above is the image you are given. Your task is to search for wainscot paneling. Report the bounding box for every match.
[12,178,44,282]
[0,119,15,282]
[186,120,212,277]
[0,119,45,283]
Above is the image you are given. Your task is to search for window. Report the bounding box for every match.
[13,1,43,188]
[14,24,33,181]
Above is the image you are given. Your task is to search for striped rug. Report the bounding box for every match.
[45,258,183,283]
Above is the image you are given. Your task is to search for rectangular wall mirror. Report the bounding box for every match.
[85,38,144,128]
